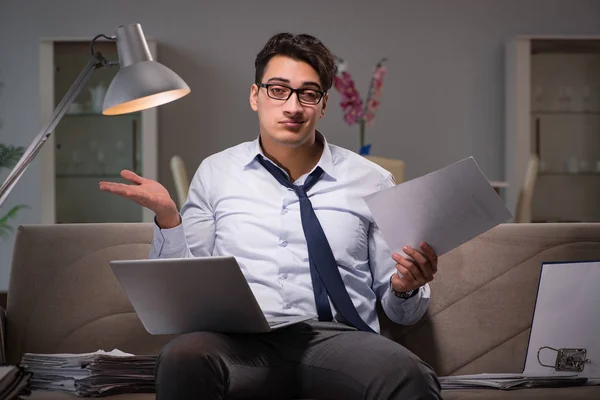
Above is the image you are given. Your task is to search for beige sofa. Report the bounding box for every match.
[4,222,600,399]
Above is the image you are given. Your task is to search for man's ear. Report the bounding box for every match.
[249,84,259,112]
[320,93,329,118]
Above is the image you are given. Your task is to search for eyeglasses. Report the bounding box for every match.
[257,83,325,105]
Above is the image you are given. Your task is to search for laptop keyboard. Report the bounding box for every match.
[268,320,289,327]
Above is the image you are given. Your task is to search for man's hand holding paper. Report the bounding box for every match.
[391,242,438,293]
[365,157,513,277]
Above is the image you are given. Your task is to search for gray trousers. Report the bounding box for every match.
[155,321,442,400]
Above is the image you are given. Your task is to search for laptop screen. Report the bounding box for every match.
[523,260,600,377]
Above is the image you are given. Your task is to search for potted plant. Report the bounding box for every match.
[0,144,27,238]
[0,75,28,238]
[333,56,387,155]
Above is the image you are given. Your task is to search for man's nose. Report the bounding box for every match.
[282,92,303,114]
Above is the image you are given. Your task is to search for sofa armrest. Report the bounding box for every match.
[0,306,5,365]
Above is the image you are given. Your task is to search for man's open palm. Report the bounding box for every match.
[99,170,178,219]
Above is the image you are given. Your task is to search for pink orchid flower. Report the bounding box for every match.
[363,63,386,125]
[333,71,363,125]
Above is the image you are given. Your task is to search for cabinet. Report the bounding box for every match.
[505,37,600,222]
[39,38,158,223]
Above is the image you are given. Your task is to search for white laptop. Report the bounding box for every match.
[109,256,315,335]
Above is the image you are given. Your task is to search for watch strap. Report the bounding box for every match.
[389,274,420,299]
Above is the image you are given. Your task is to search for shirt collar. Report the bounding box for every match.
[241,131,337,180]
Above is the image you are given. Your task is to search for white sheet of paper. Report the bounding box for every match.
[524,261,600,378]
[363,156,512,257]
[438,372,585,390]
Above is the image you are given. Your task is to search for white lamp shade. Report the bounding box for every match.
[103,60,190,115]
[101,23,190,115]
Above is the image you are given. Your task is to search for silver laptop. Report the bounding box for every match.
[523,260,600,377]
[109,256,315,335]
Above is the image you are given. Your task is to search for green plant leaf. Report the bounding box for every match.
[0,205,28,238]
[0,223,14,238]
[0,144,25,170]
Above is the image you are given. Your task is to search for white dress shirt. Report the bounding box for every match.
[150,134,430,333]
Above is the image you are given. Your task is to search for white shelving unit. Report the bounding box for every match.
[38,38,158,223]
[505,36,600,222]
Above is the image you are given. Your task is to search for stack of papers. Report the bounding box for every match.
[20,349,157,397]
[439,373,591,390]
[0,365,30,399]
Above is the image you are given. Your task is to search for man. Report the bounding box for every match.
[100,33,441,400]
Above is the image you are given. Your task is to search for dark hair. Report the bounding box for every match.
[254,33,337,92]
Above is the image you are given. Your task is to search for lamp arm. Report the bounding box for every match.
[0,52,108,208]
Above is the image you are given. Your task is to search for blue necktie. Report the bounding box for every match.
[257,156,374,333]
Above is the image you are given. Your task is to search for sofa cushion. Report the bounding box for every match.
[7,223,174,365]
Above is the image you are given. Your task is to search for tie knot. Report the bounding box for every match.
[293,185,308,199]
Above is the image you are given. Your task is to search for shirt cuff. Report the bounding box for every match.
[150,215,186,257]
[381,283,429,325]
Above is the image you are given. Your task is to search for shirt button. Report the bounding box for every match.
[284,304,292,310]
[280,240,288,247]
[281,208,288,215]
[282,273,288,280]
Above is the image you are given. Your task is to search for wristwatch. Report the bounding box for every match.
[389,275,420,299]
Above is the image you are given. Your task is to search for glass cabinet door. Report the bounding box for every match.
[529,39,600,222]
